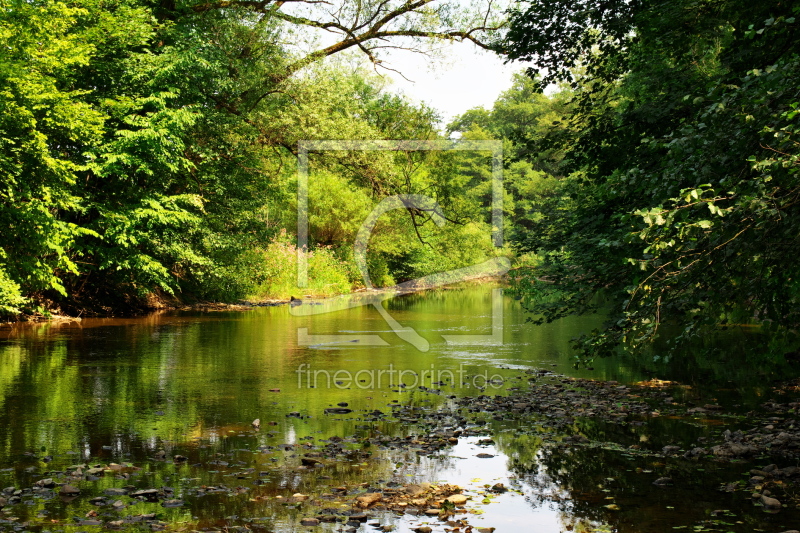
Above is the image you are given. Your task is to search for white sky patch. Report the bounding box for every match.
[276,0,525,130]
[379,43,522,127]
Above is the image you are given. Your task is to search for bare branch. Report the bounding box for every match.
[191,0,504,84]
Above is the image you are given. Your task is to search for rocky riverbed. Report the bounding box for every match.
[3,369,800,532]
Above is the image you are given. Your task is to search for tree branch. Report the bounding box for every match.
[190,0,503,83]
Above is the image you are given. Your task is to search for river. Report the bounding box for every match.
[0,284,798,532]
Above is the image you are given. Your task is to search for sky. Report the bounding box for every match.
[282,0,526,128]
[379,43,523,127]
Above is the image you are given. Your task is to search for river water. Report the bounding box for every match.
[0,284,798,532]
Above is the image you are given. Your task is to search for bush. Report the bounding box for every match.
[248,231,354,300]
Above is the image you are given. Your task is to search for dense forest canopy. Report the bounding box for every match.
[0,0,505,314]
[498,0,800,362]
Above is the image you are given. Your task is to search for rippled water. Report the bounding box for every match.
[0,284,797,532]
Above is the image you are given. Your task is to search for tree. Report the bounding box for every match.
[0,0,507,313]
[447,72,575,251]
[498,0,800,362]
[0,0,156,313]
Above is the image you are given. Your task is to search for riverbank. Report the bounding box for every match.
[2,276,508,324]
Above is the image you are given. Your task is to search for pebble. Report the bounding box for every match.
[59,484,80,495]
[356,493,382,507]
[760,494,782,509]
[444,494,468,505]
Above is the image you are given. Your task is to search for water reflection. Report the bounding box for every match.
[0,285,797,532]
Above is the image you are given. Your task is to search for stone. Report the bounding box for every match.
[683,447,707,458]
[324,408,352,414]
[161,499,184,507]
[444,494,468,505]
[60,484,81,495]
[356,492,382,507]
[292,493,309,501]
[761,494,782,509]
[653,477,673,486]
[413,527,432,533]
[712,443,756,457]
[300,518,320,526]
[132,489,159,501]
[405,483,429,496]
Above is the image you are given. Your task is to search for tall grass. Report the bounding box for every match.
[246,231,357,300]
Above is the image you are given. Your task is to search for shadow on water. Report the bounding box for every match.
[494,434,796,533]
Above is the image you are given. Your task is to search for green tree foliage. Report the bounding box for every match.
[499,0,800,361]
[447,73,574,251]
[0,1,153,312]
[0,0,503,314]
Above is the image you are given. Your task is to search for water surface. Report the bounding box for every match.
[0,285,797,532]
